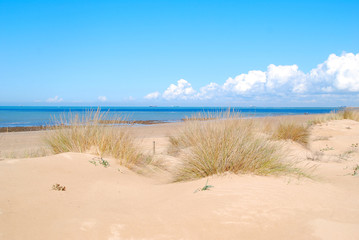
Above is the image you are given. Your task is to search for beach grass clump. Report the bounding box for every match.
[271,122,310,146]
[311,108,359,124]
[170,114,293,181]
[45,110,144,168]
[342,108,359,121]
[310,112,342,124]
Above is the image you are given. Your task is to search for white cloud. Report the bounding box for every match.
[196,82,222,99]
[223,70,266,94]
[145,52,359,103]
[145,91,160,99]
[266,64,306,93]
[266,64,297,88]
[162,79,196,100]
[46,96,63,103]
[292,83,307,93]
[310,53,359,92]
[98,96,107,102]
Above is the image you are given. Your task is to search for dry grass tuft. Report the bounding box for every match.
[271,122,310,146]
[170,114,298,181]
[183,110,235,122]
[342,109,359,120]
[45,109,145,169]
[311,108,359,124]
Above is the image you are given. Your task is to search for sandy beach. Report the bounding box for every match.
[2,0,358,238]
[1,116,359,240]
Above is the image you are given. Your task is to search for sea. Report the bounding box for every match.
[0,106,342,128]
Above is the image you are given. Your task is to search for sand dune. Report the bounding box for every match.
[1,119,359,240]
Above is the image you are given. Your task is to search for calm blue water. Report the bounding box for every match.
[0,106,341,127]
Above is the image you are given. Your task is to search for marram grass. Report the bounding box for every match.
[170,114,299,181]
[271,122,310,146]
[45,110,145,169]
[311,108,359,124]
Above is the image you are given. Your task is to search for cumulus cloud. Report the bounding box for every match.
[162,79,196,100]
[46,96,63,103]
[310,53,359,92]
[145,52,359,102]
[196,82,222,99]
[145,91,160,99]
[223,70,267,94]
[266,64,306,93]
[98,96,107,102]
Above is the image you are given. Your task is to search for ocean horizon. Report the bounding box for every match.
[0,106,342,128]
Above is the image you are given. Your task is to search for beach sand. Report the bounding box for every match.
[0,117,359,240]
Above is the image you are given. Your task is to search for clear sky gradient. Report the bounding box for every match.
[1,0,358,106]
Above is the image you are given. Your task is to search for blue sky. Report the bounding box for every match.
[0,0,358,107]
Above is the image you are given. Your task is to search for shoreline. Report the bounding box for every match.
[0,107,345,131]
[0,112,327,133]
[0,120,168,132]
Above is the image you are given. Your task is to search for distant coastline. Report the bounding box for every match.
[0,106,343,128]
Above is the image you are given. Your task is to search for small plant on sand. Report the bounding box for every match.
[194,179,214,193]
[351,143,358,148]
[89,159,97,166]
[320,145,334,152]
[338,151,352,160]
[45,109,147,169]
[271,122,310,146]
[352,165,359,176]
[99,157,110,167]
[170,114,300,181]
[312,136,331,141]
[52,183,66,191]
[340,144,359,159]
[89,157,110,168]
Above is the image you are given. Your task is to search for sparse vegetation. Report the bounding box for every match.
[183,110,232,122]
[45,109,147,169]
[133,155,169,176]
[338,151,353,160]
[339,143,359,160]
[320,145,334,152]
[351,143,358,148]
[194,179,214,193]
[89,157,110,167]
[271,122,310,146]
[352,165,359,176]
[52,183,66,191]
[312,136,331,141]
[312,108,359,124]
[170,114,300,181]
